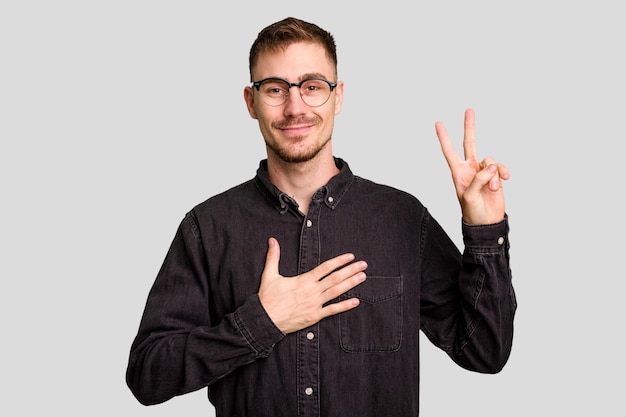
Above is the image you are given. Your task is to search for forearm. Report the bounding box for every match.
[126,294,284,405]
[454,216,516,372]
[420,213,516,373]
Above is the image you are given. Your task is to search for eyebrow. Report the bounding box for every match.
[299,72,332,81]
[263,72,331,83]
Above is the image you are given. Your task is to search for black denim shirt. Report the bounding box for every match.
[126,158,516,417]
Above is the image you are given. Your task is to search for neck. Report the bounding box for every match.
[266,153,339,215]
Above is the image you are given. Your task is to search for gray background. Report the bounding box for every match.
[2,0,624,415]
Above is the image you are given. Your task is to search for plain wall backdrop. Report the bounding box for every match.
[2,1,624,415]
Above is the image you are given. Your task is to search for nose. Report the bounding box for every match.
[283,85,308,115]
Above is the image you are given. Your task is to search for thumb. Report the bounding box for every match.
[262,237,281,279]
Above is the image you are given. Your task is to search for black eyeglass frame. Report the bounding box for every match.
[251,77,338,107]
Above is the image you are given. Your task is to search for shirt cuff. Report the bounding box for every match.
[234,294,285,357]
[462,214,509,249]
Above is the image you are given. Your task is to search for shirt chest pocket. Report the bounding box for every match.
[339,276,402,352]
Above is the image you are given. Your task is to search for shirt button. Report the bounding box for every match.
[327,196,334,203]
[497,236,505,245]
[306,219,313,227]
[305,387,313,396]
[306,332,315,340]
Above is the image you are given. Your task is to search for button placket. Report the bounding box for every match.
[296,189,323,416]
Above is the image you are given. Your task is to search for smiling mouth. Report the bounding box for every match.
[281,125,312,135]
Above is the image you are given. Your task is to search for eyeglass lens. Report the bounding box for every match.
[258,79,332,107]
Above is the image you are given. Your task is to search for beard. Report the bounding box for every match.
[265,135,331,163]
[265,116,331,163]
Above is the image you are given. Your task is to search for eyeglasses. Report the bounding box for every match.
[251,77,337,107]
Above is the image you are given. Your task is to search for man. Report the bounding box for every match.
[126,16,516,416]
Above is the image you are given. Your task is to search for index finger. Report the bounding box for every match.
[308,253,356,281]
[463,108,477,161]
[435,120,460,169]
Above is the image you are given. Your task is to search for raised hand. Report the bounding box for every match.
[435,108,509,225]
[258,237,367,334]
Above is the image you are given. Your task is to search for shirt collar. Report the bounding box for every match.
[254,157,355,214]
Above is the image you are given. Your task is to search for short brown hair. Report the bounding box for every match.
[248,17,337,81]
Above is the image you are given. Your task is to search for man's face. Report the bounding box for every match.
[244,42,343,164]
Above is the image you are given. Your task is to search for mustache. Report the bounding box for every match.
[273,117,321,130]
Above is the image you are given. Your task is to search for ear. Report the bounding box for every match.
[243,86,258,119]
[333,81,344,116]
